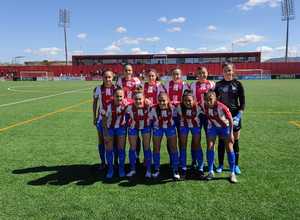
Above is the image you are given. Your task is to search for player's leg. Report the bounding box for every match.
[166,127,180,180]
[179,127,188,178]
[96,120,106,169]
[233,126,241,174]
[223,129,237,183]
[191,127,204,179]
[206,126,217,180]
[104,129,114,179]
[141,127,152,178]
[217,138,225,173]
[116,127,127,178]
[152,128,163,178]
[127,128,138,177]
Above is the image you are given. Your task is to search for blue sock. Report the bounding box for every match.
[118,149,125,170]
[105,150,113,171]
[153,152,160,171]
[207,149,214,173]
[129,149,136,170]
[191,149,197,164]
[227,151,236,173]
[171,151,179,172]
[180,148,187,169]
[144,149,152,172]
[113,145,118,163]
[98,144,105,164]
[196,149,204,171]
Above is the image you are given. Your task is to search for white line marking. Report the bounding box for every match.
[0,88,90,108]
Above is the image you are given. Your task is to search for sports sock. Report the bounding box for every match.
[233,139,240,166]
[218,139,225,166]
[144,149,152,172]
[171,151,179,172]
[129,149,136,170]
[105,149,113,170]
[196,148,204,171]
[153,152,160,171]
[207,149,214,173]
[98,144,105,164]
[180,148,187,169]
[118,149,125,170]
[227,151,236,173]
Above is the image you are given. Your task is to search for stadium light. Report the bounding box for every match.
[58,9,70,65]
[281,0,295,62]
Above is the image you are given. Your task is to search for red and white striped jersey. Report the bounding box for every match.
[103,100,129,128]
[204,101,232,128]
[116,76,141,99]
[127,103,151,129]
[150,105,176,128]
[93,84,115,119]
[190,80,215,106]
[143,81,166,106]
[164,80,189,106]
[176,104,203,128]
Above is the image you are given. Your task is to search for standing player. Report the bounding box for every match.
[93,70,115,170]
[116,64,141,101]
[176,90,204,179]
[143,68,166,106]
[190,66,215,168]
[126,92,152,178]
[150,92,180,180]
[102,88,129,179]
[215,63,245,175]
[204,90,237,183]
[116,64,142,164]
[164,68,189,164]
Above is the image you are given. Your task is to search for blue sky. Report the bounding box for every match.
[0,0,299,63]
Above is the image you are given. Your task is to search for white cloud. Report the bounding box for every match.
[233,34,265,46]
[239,0,280,11]
[131,48,149,54]
[77,33,87,39]
[158,16,186,24]
[25,47,63,56]
[104,44,121,52]
[112,36,160,47]
[160,46,191,54]
[207,25,217,31]
[256,46,273,53]
[24,48,33,53]
[115,26,127,33]
[167,27,181,32]
[158,17,168,23]
[72,50,84,55]
[212,46,229,52]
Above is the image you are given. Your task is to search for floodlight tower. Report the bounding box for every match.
[59,9,70,65]
[281,0,295,62]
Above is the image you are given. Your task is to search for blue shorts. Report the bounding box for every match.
[173,116,180,128]
[128,127,151,136]
[179,127,201,135]
[107,127,127,137]
[96,119,103,133]
[153,126,177,137]
[199,113,208,133]
[207,126,230,138]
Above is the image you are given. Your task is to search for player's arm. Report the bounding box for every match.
[233,82,245,124]
[224,107,234,142]
[92,87,98,126]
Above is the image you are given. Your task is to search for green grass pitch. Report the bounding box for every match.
[0,80,300,219]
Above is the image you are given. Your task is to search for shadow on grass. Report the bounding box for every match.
[12,164,231,187]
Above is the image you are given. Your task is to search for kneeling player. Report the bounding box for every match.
[126,92,152,178]
[176,90,204,179]
[204,91,237,183]
[151,92,180,180]
[102,88,129,179]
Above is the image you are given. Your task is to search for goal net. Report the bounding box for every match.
[235,69,271,80]
[20,71,54,81]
